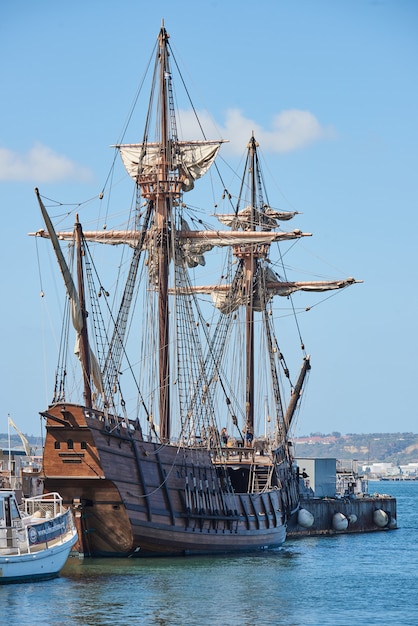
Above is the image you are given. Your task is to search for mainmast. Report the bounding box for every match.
[133,24,180,442]
[154,25,171,442]
[33,25,227,442]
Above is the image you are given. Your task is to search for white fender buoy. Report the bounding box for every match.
[297,508,314,529]
[348,514,357,524]
[388,517,397,529]
[373,508,389,528]
[332,512,348,531]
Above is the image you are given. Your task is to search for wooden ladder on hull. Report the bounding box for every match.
[250,465,273,493]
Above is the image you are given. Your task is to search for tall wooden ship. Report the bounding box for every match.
[30,23,361,556]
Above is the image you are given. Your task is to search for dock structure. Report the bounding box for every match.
[288,457,397,537]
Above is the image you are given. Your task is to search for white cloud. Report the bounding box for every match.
[0,142,93,182]
[223,109,336,154]
[177,108,335,155]
[1,109,333,183]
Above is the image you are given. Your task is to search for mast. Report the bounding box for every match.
[234,135,265,436]
[75,216,92,409]
[155,25,170,442]
[244,136,257,434]
[283,355,311,433]
[34,189,99,409]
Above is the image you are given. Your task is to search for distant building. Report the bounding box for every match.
[363,461,418,479]
[0,447,27,489]
[0,447,42,495]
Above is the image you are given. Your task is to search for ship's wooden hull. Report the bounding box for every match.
[42,404,298,557]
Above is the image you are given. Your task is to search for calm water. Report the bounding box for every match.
[1,481,417,625]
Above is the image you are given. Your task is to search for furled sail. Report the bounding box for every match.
[176,218,213,267]
[29,227,312,292]
[177,229,311,249]
[31,228,312,249]
[117,140,224,191]
[267,277,361,296]
[172,272,362,313]
[216,207,299,230]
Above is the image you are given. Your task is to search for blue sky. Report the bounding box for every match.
[1,0,417,437]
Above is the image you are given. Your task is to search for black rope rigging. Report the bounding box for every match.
[167,40,236,216]
[53,295,71,404]
[81,226,151,422]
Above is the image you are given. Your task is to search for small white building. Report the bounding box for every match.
[399,463,418,477]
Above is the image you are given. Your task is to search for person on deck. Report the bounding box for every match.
[220,427,229,446]
[244,427,254,447]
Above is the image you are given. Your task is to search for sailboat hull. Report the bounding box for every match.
[41,404,297,557]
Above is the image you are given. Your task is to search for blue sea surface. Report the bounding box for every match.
[1,481,417,625]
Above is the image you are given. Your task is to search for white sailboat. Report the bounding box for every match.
[0,490,77,584]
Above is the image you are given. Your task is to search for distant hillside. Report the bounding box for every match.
[0,433,43,455]
[292,432,418,465]
[2,431,418,466]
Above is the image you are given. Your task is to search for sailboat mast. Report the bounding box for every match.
[155,26,170,441]
[75,217,92,409]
